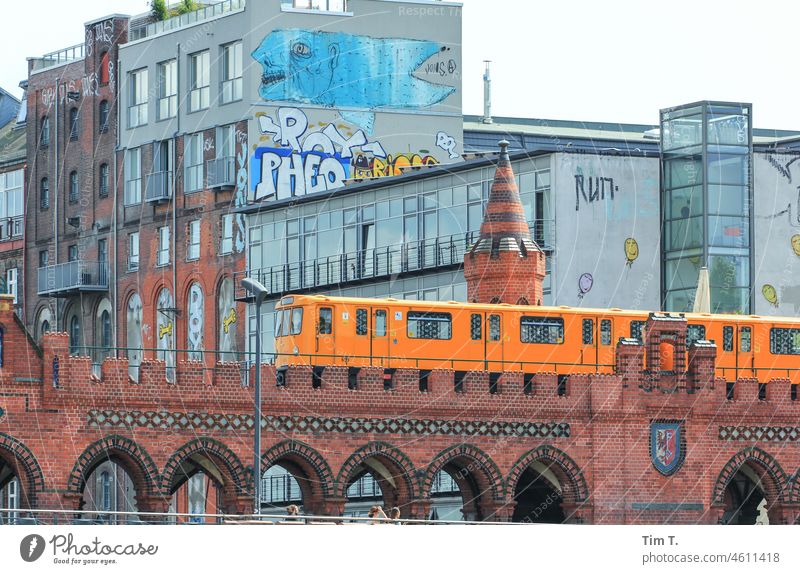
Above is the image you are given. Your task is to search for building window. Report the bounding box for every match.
[124,148,141,205]
[220,214,234,255]
[187,220,200,261]
[99,163,109,197]
[184,133,203,193]
[40,115,50,147]
[0,170,23,227]
[68,245,78,262]
[157,59,177,120]
[40,178,49,209]
[221,41,242,104]
[39,250,49,268]
[100,471,112,511]
[217,124,235,159]
[189,51,210,112]
[69,315,81,355]
[128,68,148,128]
[69,170,79,203]
[69,108,78,140]
[100,51,110,85]
[99,100,109,132]
[6,268,17,304]
[128,232,139,270]
[157,226,170,266]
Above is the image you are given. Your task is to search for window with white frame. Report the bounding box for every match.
[184,133,203,193]
[221,213,234,255]
[128,68,148,127]
[157,226,170,266]
[124,148,141,205]
[6,268,18,304]
[189,51,210,112]
[217,124,235,159]
[128,232,139,270]
[221,41,242,104]
[0,169,23,237]
[188,220,200,261]
[157,59,177,120]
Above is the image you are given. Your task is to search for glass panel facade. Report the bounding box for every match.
[661,102,752,313]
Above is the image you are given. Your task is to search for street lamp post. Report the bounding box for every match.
[241,277,269,517]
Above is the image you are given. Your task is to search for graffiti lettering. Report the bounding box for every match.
[42,87,56,109]
[436,131,459,159]
[352,153,438,179]
[81,73,99,97]
[765,153,799,183]
[94,20,114,44]
[233,128,247,252]
[203,137,214,152]
[254,148,348,201]
[575,175,618,210]
[425,58,458,77]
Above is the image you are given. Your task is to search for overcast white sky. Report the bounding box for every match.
[4,0,799,130]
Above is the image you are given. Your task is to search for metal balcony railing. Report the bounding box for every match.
[129,0,246,42]
[207,156,235,188]
[236,220,554,300]
[29,43,85,72]
[0,216,23,241]
[145,171,173,202]
[37,261,109,296]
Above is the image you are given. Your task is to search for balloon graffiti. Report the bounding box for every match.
[791,234,800,257]
[578,273,594,300]
[624,238,639,267]
[762,284,779,307]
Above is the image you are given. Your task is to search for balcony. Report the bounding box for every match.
[129,0,246,42]
[29,43,85,73]
[237,220,555,300]
[38,261,109,297]
[207,156,235,189]
[0,216,23,241]
[145,171,173,203]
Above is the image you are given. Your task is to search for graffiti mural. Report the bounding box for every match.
[187,283,204,361]
[762,284,779,307]
[436,131,459,159]
[156,288,175,382]
[625,238,639,267]
[575,174,619,211]
[126,293,143,380]
[251,107,440,202]
[251,29,456,132]
[232,128,247,253]
[218,278,237,362]
[578,273,593,300]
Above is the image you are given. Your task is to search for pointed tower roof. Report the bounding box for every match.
[469,140,541,257]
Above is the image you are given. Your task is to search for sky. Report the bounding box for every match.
[3,0,799,130]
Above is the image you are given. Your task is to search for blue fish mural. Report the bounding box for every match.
[252,29,456,132]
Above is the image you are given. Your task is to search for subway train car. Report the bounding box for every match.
[271,294,800,386]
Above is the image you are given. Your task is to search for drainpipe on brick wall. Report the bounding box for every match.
[172,42,181,368]
[53,80,60,330]
[112,70,119,350]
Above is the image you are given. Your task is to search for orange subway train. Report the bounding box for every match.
[271,294,800,386]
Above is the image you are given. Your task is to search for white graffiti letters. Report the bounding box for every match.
[436,131,459,159]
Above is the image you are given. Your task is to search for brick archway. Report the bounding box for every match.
[67,435,160,511]
[423,443,505,520]
[261,440,335,514]
[0,433,45,508]
[712,447,788,507]
[788,470,800,504]
[335,442,418,512]
[161,437,249,513]
[507,445,590,506]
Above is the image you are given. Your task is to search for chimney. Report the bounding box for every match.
[463,141,545,305]
[482,61,492,124]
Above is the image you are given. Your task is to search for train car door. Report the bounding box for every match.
[737,324,754,378]
[371,308,390,366]
[580,317,598,371]
[315,306,335,359]
[598,318,614,371]
[485,313,504,372]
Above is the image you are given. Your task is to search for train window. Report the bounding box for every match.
[356,309,368,336]
[770,328,800,355]
[740,327,751,352]
[407,311,452,340]
[687,324,706,347]
[600,320,612,346]
[318,308,332,335]
[282,309,291,337]
[274,311,284,338]
[470,314,482,340]
[723,326,734,352]
[630,320,646,343]
[375,310,387,337]
[489,315,501,342]
[521,316,564,344]
[290,308,303,335]
[582,319,594,345]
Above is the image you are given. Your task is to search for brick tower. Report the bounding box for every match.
[464,140,546,305]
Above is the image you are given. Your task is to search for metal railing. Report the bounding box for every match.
[37,261,109,296]
[0,216,23,241]
[145,171,173,202]
[238,221,554,299]
[207,156,235,188]
[29,43,85,72]
[129,0,246,42]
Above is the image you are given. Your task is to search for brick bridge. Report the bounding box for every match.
[1,296,800,524]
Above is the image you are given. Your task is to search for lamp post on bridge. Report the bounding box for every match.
[241,277,269,517]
